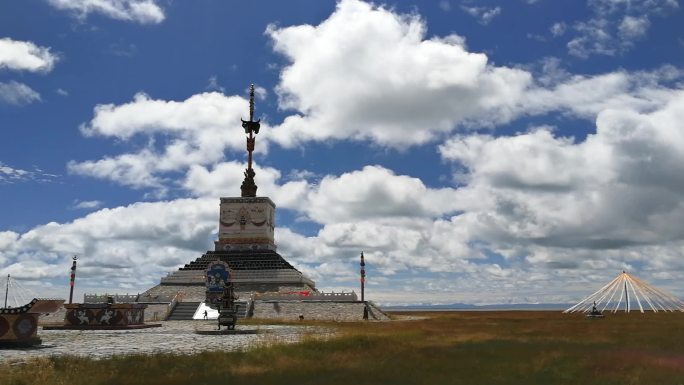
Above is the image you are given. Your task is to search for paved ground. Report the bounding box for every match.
[0,321,326,363]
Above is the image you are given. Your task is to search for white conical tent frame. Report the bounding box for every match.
[564,271,684,313]
[0,274,36,308]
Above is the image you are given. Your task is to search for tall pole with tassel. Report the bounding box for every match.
[69,256,78,304]
[360,252,368,320]
[360,252,365,302]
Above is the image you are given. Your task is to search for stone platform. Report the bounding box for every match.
[55,303,153,329]
[194,329,259,335]
[0,321,329,363]
[150,250,315,292]
[0,336,42,348]
[43,323,161,330]
[252,300,390,321]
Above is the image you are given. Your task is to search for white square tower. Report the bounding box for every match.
[215,197,276,251]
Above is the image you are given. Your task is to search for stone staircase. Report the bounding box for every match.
[166,301,251,320]
[166,302,201,321]
[235,301,250,319]
[366,301,391,321]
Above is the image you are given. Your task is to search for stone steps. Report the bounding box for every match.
[168,301,251,320]
[235,301,249,319]
[166,302,201,321]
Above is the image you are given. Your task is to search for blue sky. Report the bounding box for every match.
[1,0,683,305]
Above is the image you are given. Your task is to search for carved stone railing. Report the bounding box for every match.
[136,293,176,303]
[164,291,184,320]
[83,293,139,303]
[255,291,358,301]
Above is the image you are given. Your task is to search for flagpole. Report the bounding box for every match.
[361,252,368,320]
[69,256,78,304]
[4,274,9,308]
[360,252,365,302]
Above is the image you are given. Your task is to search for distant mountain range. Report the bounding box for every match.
[381,303,572,311]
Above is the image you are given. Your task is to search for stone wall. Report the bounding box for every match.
[139,284,206,302]
[84,293,139,303]
[144,304,171,322]
[38,306,67,325]
[256,291,357,301]
[40,304,170,323]
[251,300,390,321]
[63,303,146,326]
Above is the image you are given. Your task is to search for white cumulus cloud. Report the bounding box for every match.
[0,38,58,72]
[0,81,41,106]
[266,0,680,150]
[0,198,216,290]
[440,89,684,252]
[181,161,309,210]
[68,92,255,190]
[46,0,165,24]
[301,165,462,224]
[618,16,650,39]
[268,0,530,148]
[522,66,683,118]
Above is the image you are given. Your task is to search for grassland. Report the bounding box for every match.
[3,311,684,385]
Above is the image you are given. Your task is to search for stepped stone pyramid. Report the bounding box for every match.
[138,85,386,321]
[141,86,315,303]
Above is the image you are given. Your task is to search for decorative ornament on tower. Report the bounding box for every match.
[240,84,261,197]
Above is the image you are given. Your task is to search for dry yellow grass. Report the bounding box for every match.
[3,311,684,385]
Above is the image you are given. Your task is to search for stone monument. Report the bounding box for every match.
[140,84,388,322]
[141,85,316,316]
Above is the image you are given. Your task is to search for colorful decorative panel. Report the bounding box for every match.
[0,314,39,341]
[206,261,231,293]
[63,304,147,327]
